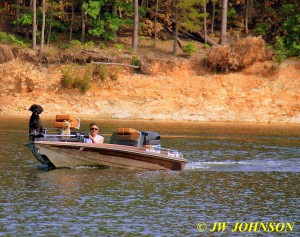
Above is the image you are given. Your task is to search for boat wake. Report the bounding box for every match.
[185,159,300,172]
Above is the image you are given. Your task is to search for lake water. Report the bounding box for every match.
[0,117,299,236]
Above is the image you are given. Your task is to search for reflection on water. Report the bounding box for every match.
[0,117,299,236]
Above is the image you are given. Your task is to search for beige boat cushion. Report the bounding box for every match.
[116,128,140,140]
[53,114,80,129]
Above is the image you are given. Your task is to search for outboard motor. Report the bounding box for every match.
[142,131,161,148]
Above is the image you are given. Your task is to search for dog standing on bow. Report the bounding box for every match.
[29,104,44,134]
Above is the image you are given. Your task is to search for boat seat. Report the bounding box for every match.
[110,128,143,147]
[53,114,81,129]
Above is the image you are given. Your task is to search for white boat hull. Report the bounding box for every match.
[27,141,188,171]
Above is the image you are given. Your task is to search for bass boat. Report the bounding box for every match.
[26,115,188,171]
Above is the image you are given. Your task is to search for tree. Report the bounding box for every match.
[210,0,216,34]
[69,0,75,42]
[219,0,228,45]
[176,0,203,33]
[173,0,179,55]
[81,1,86,44]
[47,0,55,45]
[83,0,124,41]
[111,0,117,42]
[132,0,139,53]
[32,0,37,49]
[202,0,208,44]
[40,0,46,54]
[244,0,253,34]
[153,0,159,48]
[15,0,20,31]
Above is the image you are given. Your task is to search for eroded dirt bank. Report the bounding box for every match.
[0,58,299,123]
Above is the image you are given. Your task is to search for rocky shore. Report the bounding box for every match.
[0,57,299,123]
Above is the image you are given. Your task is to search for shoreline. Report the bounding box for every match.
[1,113,299,125]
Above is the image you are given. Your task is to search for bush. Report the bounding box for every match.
[70,40,81,46]
[99,43,105,49]
[58,43,69,50]
[253,22,271,36]
[273,36,288,64]
[132,54,138,66]
[60,65,91,93]
[84,41,95,50]
[114,44,124,51]
[183,42,197,55]
[93,65,109,81]
[0,31,27,47]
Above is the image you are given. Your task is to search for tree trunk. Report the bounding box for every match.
[15,0,20,31]
[40,0,46,54]
[219,0,228,45]
[173,0,178,55]
[47,0,54,45]
[69,0,74,42]
[248,0,253,24]
[179,29,218,46]
[195,31,218,46]
[245,0,249,34]
[132,0,139,53]
[153,0,159,48]
[112,0,117,42]
[211,1,215,34]
[81,2,86,44]
[203,1,207,44]
[32,0,37,49]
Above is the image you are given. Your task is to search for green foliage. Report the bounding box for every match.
[114,44,124,51]
[58,43,69,50]
[132,54,138,66]
[253,23,271,36]
[60,65,91,93]
[70,40,83,52]
[176,0,204,33]
[279,4,300,57]
[0,31,27,47]
[273,36,287,64]
[70,40,81,48]
[84,1,124,40]
[48,32,57,42]
[13,13,32,26]
[84,41,95,50]
[61,66,75,87]
[92,64,120,81]
[183,42,197,55]
[93,65,109,81]
[83,1,105,19]
[227,7,237,19]
[70,40,82,46]
[89,19,106,37]
[99,43,105,49]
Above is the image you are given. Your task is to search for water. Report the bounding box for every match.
[0,118,299,236]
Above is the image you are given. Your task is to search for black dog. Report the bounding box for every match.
[29,104,44,134]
